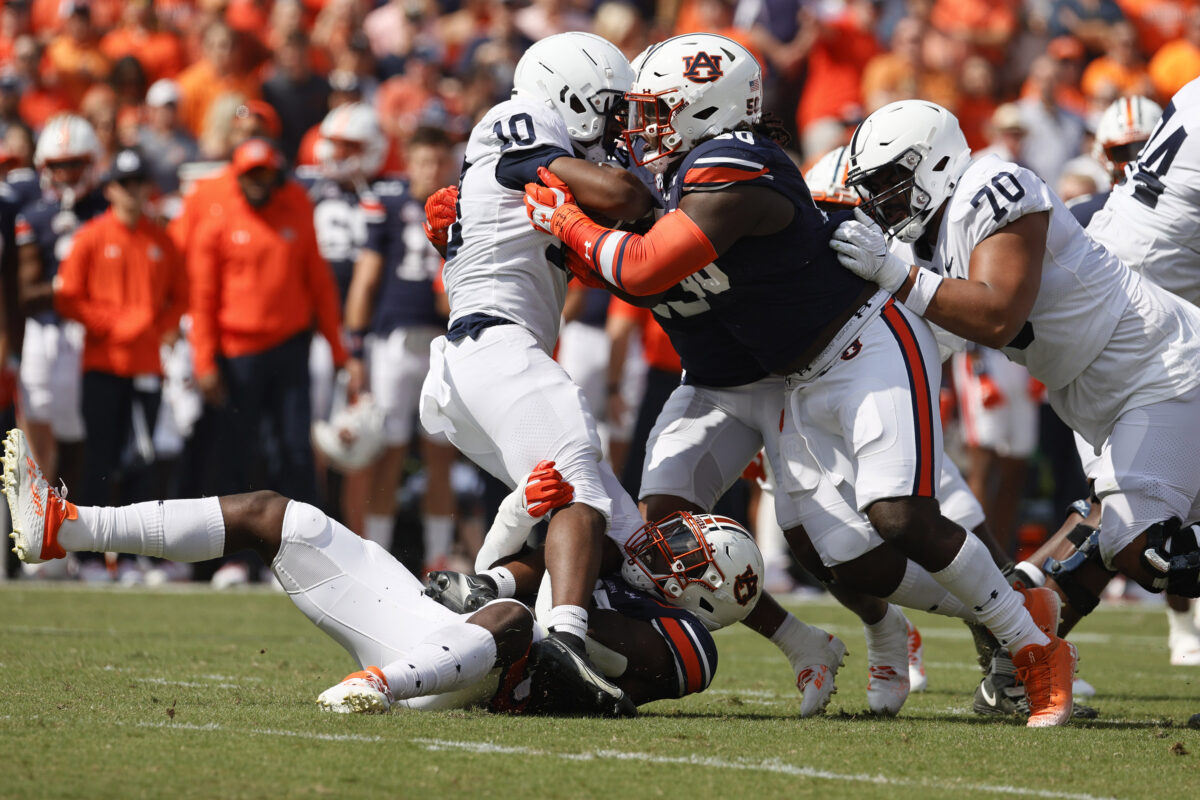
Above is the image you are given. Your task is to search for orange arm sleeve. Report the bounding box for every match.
[549,206,718,296]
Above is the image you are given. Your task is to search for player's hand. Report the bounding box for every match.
[197,371,226,407]
[424,571,499,613]
[829,208,911,294]
[564,247,604,288]
[525,166,576,235]
[344,357,367,403]
[520,459,574,517]
[423,185,458,249]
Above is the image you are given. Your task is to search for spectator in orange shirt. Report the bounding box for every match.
[176,21,262,138]
[54,147,187,507]
[956,55,999,151]
[13,35,72,131]
[99,0,185,84]
[1118,0,1196,55]
[1148,6,1200,101]
[44,2,110,108]
[861,16,960,114]
[0,0,32,67]
[189,138,346,505]
[1081,20,1156,103]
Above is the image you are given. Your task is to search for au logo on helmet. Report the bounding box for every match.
[733,565,759,605]
[682,52,723,83]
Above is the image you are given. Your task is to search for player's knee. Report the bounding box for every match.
[1115,518,1200,598]
[641,494,703,522]
[223,490,290,558]
[867,496,941,544]
[467,600,533,664]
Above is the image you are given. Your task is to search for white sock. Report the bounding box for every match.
[61,499,225,562]
[479,565,517,598]
[364,514,394,551]
[547,604,588,641]
[931,534,1049,654]
[769,612,836,674]
[423,514,454,563]
[884,560,974,622]
[380,622,497,699]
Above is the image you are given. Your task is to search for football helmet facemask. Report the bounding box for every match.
[1093,95,1162,183]
[805,146,859,210]
[623,33,762,175]
[621,511,764,631]
[845,100,971,243]
[511,31,634,164]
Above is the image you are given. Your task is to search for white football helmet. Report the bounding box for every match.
[845,100,972,243]
[621,511,764,631]
[511,31,634,164]
[312,394,386,472]
[623,33,762,174]
[317,102,386,182]
[1093,95,1162,182]
[805,146,859,209]
[34,113,103,202]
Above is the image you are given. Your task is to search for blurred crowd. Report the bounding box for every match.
[0,0,1196,592]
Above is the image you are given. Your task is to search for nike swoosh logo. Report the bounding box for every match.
[980,681,997,707]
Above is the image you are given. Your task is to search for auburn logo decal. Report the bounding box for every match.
[840,338,862,361]
[733,565,759,606]
[682,52,723,83]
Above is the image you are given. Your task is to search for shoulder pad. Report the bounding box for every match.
[681,134,775,192]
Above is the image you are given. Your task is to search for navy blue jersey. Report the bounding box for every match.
[659,132,868,376]
[300,171,365,304]
[597,575,717,698]
[576,287,610,328]
[6,169,41,209]
[1067,190,1110,228]
[15,188,108,324]
[362,178,444,332]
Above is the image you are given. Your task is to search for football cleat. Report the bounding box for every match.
[864,608,910,715]
[424,570,498,614]
[527,635,637,718]
[973,652,1028,717]
[1013,636,1077,728]
[907,620,928,692]
[317,667,393,714]
[1017,586,1062,638]
[795,634,847,718]
[966,620,1003,673]
[1167,608,1200,666]
[3,428,76,564]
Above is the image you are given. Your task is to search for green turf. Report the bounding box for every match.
[1,584,1197,799]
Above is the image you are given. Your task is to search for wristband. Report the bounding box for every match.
[346,329,368,360]
[904,269,944,316]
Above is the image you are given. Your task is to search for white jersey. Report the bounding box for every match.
[1087,77,1200,306]
[917,154,1200,445]
[442,98,574,353]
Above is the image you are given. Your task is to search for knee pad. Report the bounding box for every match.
[1140,518,1200,598]
[1042,523,1106,615]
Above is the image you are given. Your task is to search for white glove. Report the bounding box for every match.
[829,207,911,294]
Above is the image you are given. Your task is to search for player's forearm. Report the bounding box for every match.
[908,273,1029,350]
[549,158,654,222]
[343,251,383,332]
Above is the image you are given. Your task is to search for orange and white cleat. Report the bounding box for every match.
[795,634,846,718]
[1017,586,1062,638]
[907,620,928,692]
[2,428,76,564]
[1014,636,1077,728]
[317,666,393,714]
[864,607,911,715]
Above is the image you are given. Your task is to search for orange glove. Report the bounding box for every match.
[741,451,767,484]
[525,166,576,234]
[524,459,574,517]
[978,374,1005,409]
[423,185,459,249]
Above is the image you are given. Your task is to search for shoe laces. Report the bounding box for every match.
[868,665,899,683]
[50,479,70,509]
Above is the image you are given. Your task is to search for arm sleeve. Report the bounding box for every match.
[495,144,574,190]
[549,206,719,296]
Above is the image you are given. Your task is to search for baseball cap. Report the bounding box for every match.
[105,147,151,183]
[234,100,282,140]
[992,102,1028,133]
[146,79,181,108]
[231,138,283,175]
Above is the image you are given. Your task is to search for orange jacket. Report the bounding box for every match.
[188,180,347,377]
[55,210,188,377]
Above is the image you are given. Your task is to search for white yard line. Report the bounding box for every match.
[136,721,384,743]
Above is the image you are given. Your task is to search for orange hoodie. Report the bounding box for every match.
[55,210,188,376]
[188,179,347,377]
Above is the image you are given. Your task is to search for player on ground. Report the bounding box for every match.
[524,34,1074,727]
[3,426,747,716]
[830,99,1200,674]
[416,33,655,701]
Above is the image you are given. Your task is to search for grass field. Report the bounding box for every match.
[1,584,1198,800]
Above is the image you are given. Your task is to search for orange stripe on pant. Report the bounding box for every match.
[880,300,936,498]
[660,617,703,694]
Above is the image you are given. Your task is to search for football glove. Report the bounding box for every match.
[829,207,911,294]
[525,166,576,235]
[523,459,574,517]
[423,185,458,249]
[424,571,499,613]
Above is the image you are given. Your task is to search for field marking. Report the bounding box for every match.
[413,738,1121,800]
[135,677,244,690]
[136,721,384,743]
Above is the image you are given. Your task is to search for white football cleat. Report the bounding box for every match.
[2,428,76,564]
[317,667,393,714]
[864,606,911,715]
[795,634,846,718]
[1072,676,1097,697]
[907,619,928,692]
[1168,607,1200,666]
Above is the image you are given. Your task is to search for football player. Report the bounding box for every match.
[3,426,743,716]
[525,34,1074,726]
[830,98,1200,682]
[416,32,655,705]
